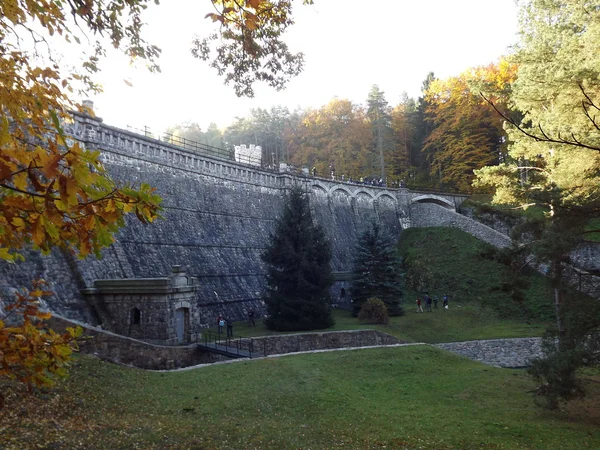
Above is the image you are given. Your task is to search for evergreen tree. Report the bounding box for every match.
[350,222,403,316]
[366,85,393,179]
[474,0,600,406]
[262,186,334,331]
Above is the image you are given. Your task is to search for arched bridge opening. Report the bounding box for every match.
[410,195,455,210]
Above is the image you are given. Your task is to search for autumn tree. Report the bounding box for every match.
[261,186,334,331]
[423,61,515,191]
[286,98,373,178]
[390,92,418,182]
[474,0,600,406]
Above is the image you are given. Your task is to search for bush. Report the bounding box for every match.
[358,298,389,324]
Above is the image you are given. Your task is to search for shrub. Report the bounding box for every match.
[358,297,389,324]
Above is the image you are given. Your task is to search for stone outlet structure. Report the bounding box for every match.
[0,108,538,344]
[83,265,199,344]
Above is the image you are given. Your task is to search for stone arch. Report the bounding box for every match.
[329,185,354,198]
[375,191,397,204]
[410,194,454,209]
[353,188,375,200]
[310,182,329,198]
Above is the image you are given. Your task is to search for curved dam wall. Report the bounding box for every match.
[3,113,469,331]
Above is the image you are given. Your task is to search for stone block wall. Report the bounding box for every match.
[409,202,512,249]
[48,316,225,370]
[236,329,404,356]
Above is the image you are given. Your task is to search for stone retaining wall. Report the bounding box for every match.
[237,329,404,356]
[434,337,543,368]
[49,315,225,370]
[409,202,512,249]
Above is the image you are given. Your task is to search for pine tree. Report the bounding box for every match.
[350,223,403,316]
[366,85,393,179]
[262,186,334,331]
[474,0,600,406]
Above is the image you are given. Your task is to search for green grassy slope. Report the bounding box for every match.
[231,308,547,344]
[2,350,599,449]
[399,227,556,321]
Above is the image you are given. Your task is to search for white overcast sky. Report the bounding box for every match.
[86,0,519,132]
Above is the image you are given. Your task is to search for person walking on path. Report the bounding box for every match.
[226,316,234,338]
[248,309,256,327]
[433,296,439,310]
[425,295,432,312]
[416,297,423,313]
[443,294,449,310]
[217,315,225,335]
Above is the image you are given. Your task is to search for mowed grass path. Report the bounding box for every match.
[231,307,547,344]
[2,347,599,449]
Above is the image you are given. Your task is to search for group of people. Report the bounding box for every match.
[415,294,449,313]
[216,309,256,337]
[310,166,407,189]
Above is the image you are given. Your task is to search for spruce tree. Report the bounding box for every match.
[262,186,334,331]
[350,222,403,316]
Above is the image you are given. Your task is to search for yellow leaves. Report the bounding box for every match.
[1,0,26,25]
[0,247,16,262]
[0,283,81,401]
[10,217,25,230]
[30,215,45,247]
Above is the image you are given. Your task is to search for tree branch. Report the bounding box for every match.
[480,93,600,152]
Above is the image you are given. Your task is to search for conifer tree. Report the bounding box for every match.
[262,186,334,331]
[350,223,403,316]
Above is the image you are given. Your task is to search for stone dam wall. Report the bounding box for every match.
[0,113,469,335]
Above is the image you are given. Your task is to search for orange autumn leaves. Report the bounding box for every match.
[0,281,82,408]
[0,0,162,402]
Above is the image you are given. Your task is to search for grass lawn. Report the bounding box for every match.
[1,347,599,449]
[229,307,547,344]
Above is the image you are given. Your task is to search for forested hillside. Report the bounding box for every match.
[167,61,514,193]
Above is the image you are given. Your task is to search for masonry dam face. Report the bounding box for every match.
[0,112,468,335]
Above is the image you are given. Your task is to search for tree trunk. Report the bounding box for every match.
[552,259,566,350]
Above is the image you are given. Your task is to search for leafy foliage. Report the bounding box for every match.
[193,0,312,97]
[423,60,516,191]
[357,297,389,325]
[286,98,374,179]
[261,186,334,331]
[0,0,165,404]
[350,222,403,316]
[0,281,81,408]
[473,0,600,406]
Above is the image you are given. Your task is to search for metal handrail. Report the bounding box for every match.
[200,330,257,359]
